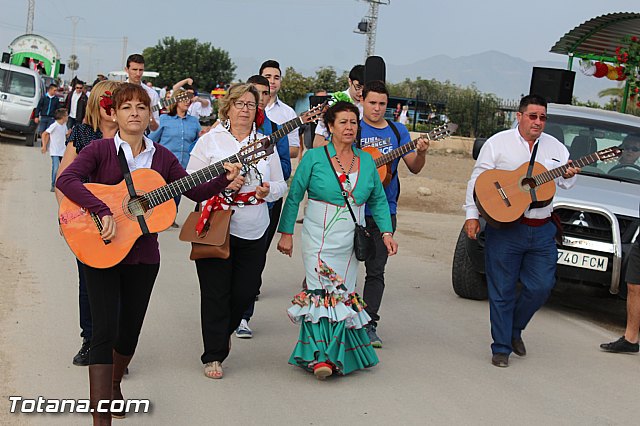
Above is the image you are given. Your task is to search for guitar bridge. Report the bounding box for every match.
[494,182,511,207]
[90,212,111,245]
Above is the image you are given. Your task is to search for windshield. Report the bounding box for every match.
[546,114,640,184]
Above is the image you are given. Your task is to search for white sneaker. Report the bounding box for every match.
[235,319,253,338]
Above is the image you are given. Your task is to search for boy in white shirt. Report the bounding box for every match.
[41,108,70,191]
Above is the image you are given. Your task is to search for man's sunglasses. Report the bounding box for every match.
[521,112,547,122]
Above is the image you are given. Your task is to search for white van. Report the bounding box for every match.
[0,63,44,146]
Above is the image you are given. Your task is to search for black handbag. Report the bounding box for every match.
[324,146,373,261]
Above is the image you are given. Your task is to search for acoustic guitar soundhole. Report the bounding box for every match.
[122,192,152,220]
[520,177,537,191]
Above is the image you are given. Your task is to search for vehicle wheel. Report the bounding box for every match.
[452,228,488,300]
[25,132,36,147]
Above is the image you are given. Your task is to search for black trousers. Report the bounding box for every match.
[241,199,283,321]
[363,214,397,327]
[196,232,268,363]
[77,259,92,339]
[82,263,159,364]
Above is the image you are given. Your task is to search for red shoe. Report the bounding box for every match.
[313,362,332,380]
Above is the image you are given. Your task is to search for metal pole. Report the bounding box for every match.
[121,36,128,70]
[66,16,84,80]
[86,43,95,83]
[621,79,630,113]
[26,0,35,34]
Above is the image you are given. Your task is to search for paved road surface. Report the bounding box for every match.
[0,138,637,425]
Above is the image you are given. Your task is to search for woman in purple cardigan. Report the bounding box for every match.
[57,83,240,425]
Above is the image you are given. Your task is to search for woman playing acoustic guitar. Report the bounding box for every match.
[56,83,240,425]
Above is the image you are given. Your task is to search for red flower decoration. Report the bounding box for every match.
[255,107,265,128]
[593,62,609,78]
[99,91,113,115]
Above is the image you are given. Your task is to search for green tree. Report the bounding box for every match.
[336,71,349,92]
[280,66,313,106]
[142,37,235,90]
[313,67,340,93]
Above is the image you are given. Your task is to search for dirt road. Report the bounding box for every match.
[1,139,635,425]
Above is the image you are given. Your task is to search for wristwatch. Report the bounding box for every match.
[382,232,393,238]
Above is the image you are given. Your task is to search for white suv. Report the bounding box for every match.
[0,63,44,146]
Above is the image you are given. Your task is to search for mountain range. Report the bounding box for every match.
[233,50,621,104]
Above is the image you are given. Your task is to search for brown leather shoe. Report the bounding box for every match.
[512,338,527,357]
[491,353,509,368]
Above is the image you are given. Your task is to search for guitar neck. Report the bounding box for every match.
[374,137,420,167]
[534,153,601,185]
[269,116,303,142]
[145,153,240,207]
[151,95,181,113]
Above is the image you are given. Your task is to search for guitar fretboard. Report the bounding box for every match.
[374,138,420,167]
[533,152,602,185]
[151,94,190,113]
[268,117,303,143]
[373,126,451,167]
[143,153,241,208]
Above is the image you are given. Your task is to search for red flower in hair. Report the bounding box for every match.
[255,107,265,128]
[99,91,113,115]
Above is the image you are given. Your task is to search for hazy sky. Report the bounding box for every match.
[1,0,638,83]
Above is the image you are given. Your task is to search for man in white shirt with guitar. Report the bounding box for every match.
[464,94,580,368]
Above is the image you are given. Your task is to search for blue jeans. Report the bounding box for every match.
[484,222,558,355]
[38,116,55,135]
[51,156,61,189]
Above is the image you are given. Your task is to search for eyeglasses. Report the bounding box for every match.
[75,86,83,90]
[622,145,640,152]
[233,101,257,110]
[521,112,547,122]
[351,82,363,92]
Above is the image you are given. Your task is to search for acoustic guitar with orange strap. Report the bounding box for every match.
[362,123,457,186]
[473,147,621,226]
[58,103,326,269]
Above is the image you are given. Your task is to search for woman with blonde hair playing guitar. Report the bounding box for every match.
[56,83,239,425]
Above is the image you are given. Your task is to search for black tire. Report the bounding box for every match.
[25,132,36,147]
[452,227,488,300]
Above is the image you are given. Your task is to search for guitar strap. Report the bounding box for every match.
[385,119,402,182]
[526,140,540,203]
[117,147,150,235]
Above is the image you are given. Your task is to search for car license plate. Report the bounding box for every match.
[557,249,608,271]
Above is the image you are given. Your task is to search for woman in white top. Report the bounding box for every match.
[187,83,287,379]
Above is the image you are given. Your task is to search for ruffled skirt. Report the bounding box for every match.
[288,195,378,375]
